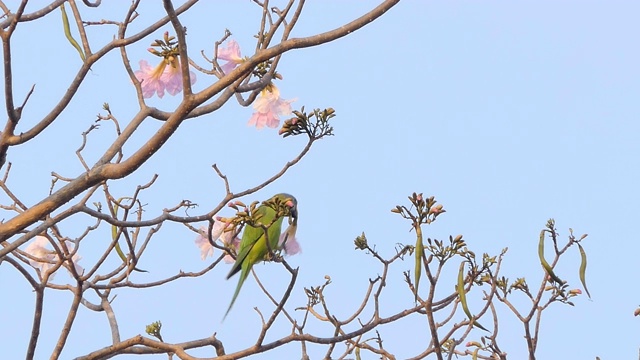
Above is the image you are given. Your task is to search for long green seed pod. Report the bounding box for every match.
[578,243,591,298]
[60,4,85,61]
[457,261,489,332]
[538,230,563,284]
[113,197,147,272]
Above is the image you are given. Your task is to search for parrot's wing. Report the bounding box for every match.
[226,224,263,279]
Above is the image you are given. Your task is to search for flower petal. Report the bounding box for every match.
[217,40,243,74]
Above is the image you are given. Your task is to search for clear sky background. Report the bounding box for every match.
[1,1,639,359]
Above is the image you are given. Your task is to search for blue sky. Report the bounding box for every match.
[1,1,639,359]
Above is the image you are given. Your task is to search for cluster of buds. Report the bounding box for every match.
[354,232,368,250]
[391,192,446,226]
[252,60,276,78]
[223,197,293,230]
[279,107,335,139]
[220,200,261,229]
[147,31,179,60]
[425,234,468,262]
[543,281,582,306]
[145,321,163,342]
[263,196,296,220]
[509,277,529,293]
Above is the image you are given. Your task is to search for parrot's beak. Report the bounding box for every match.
[281,197,298,249]
[284,197,298,225]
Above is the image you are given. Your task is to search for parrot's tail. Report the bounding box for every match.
[223,267,250,321]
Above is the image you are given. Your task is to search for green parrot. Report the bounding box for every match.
[224,193,298,320]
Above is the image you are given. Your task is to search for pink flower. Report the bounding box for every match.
[217,39,244,74]
[278,232,301,256]
[134,60,166,98]
[195,224,223,260]
[23,236,84,279]
[134,57,196,99]
[195,222,239,262]
[248,85,294,129]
